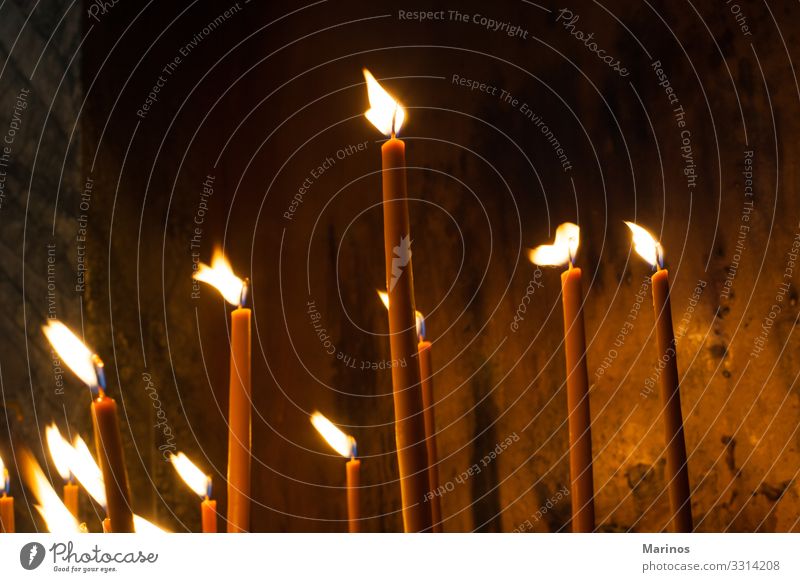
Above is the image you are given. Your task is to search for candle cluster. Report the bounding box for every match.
[0,70,693,535]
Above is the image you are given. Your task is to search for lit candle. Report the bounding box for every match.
[20,450,82,533]
[58,433,165,533]
[42,320,134,533]
[194,250,251,533]
[170,452,217,533]
[310,412,360,532]
[625,222,693,532]
[46,423,80,518]
[530,222,595,532]
[378,291,442,532]
[363,69,431,532]
[0,454,14,533]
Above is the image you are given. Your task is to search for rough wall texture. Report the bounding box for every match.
[1,0,798,532]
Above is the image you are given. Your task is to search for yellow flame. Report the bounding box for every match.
[363,69,405,136]
[625,221,663,268]
[528,222,580,266]
[42,320,97,387]
[46,424,73,482]
[20,451,82,533]
[193,250,245,306]
[310,412,356,458]
[376,290,425,339]
[169,453,210,498]
[63,436,167,533]
[0,453,7,494]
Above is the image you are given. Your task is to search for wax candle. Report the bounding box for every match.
[626,222,693,532]
[42,321,134,533]
[0,456,13,533]
[364,70,432,532]
[46,423,80,518]
[530,223,595,532]
[170,452,217,533]
[378,291,442,532]
[311,412,360,532]
[194,252,251,533]
[20,450,81,533]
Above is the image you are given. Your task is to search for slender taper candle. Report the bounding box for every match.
[311,412,360,532]
[42,320,134,533]
[625,222,693,532]
[194,251,251,533]
[530,223,595,532]
[364,69,431,532]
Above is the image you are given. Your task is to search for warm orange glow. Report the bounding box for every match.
[20,451,81,533]
[625,221,664,268]
[363,69,406,136]
[64,436,167,533]
[42,320,98,388]
[46,423,73,482]
[193,249,246,306]
[310,412,356,458]
[529,222,580,267]
[0,453,8,494]
[169,452,211,498]
[376,290,426,340]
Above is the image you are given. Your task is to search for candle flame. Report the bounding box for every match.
[310,412,356,458]
[20,450,82,533]
[46,423,73,482]
[59,436,166,533]
[376,290,426,340]
[363,69,405,136]
[528,222,580,266]
[0,453,8,494]
[193,250,246,306]
[625,221,664,268]
[42,320,98,388]
[169,452,211,498]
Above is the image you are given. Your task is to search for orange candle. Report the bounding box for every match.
[530,223,595,532]
[92,387,135,533]
[364,69,432,533]
[311,412,360,532]
[193,252,251,533]
[0,460,14,533]
[42,321,134,533]
[625,222,693,532]
[379,292,442,531]
[346,458,361,533]
[170,452,217,533]
[63,482,79,517]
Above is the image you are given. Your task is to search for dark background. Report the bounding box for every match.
[1,0,798,532]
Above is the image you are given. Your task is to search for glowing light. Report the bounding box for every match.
[376,290,426,340]
[42,320,98,388]
[20,451,81,533]
[169,453,211,499]
[625,221,664,268]
[310,412,356,458]
[0,453,8,494]
[193,249,246,306]
[363,69,405,136]
[133,515,167,534]
[45,424,73,482]
[528,222,580,267]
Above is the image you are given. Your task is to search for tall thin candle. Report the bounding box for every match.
[43,320,134,533]
[530,223,595,532]
[364,69,432,532]
[46,423,80,517]
[625,222,693,532]
[311,412,360,532]
[170,452,217,533]
[0,455,13,533]
[194,251,252,533]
